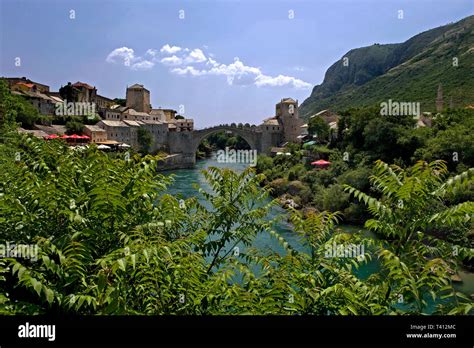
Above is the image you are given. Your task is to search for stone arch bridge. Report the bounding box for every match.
[167,124,279,168]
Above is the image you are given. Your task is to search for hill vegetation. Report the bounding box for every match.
[299,15,474,118]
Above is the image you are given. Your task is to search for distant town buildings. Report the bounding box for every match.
[3,76,325,158]
[1,77,190,152]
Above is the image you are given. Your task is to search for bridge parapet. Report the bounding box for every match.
[168,123,276,167]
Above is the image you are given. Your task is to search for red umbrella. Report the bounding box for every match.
[60,134,70,139]
[45,134,60,139]
[79,135,90,139]
[69,134,81,139]
[311,159,331,166]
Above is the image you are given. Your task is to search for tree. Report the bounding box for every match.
[198,167,274,273]
[308,116,330,141]
[59,82,79,102]
[65,120,84,134]
[0,80,39,129]
[113,98,126,107]
[137,127,153,153]
[345,160,474,313]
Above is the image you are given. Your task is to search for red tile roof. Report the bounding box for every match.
[72,82,95,89]
[15,82,35,88]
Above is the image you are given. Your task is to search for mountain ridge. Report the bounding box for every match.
[299,15,474,119]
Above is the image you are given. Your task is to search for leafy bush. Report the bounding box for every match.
[269,178,288,196]
[65,120,84,134]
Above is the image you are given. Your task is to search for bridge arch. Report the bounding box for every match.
[191,125,260,155]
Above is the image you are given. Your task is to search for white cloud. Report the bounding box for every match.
[184,48,207,64]
[105,47,154,71]
[106,47,135,64]
[131,60,155,70]
[208,58,260,78]
[255,74,312,89]
[206,58,219,67]
[160,44,182,55]
[171,66,206,76]
[105,44,312,89]
[160,56,183,66]
[146,49,159,57]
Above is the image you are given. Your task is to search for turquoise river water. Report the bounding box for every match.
[163,156,474,305]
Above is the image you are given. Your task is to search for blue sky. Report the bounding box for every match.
[1,0,472,127]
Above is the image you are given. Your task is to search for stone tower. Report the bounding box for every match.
[126,84,151,113]
[275,98,302,143]
[436,84,444,112]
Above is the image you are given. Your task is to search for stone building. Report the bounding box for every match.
[122,108,152,122]
[10,82,57,115]
[96,95,114,110]
[122,120,141,148]
[160,108,177,121]
[275,98,303,143]
[72,82,97,103]
[83,124,107,143]
[126,84,151,113]
[57,81,113,118]
[3,77,50,93]
[257,98,304,151]
[150,109,167,122]
[139,120,169,151]
[169,118,194,132]
[105,106,126,120]
[97,120,133,146]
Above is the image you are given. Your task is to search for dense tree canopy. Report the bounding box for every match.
[0,128,472,315]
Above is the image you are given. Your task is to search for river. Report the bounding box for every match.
[163,156,474,303]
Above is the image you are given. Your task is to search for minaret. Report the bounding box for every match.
[436,84,444,112]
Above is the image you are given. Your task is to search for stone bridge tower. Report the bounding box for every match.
[276,98,303,143]
[126,84,152,113]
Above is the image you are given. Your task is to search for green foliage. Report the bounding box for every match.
[0,80,39,128]
[299,16,474,117]
[65,121,85,135]
[321,184,349,212]
[113,98,126,107]
[197,131,251,159]
[0,131,472,315]
[59,83,78,102]
[308,116,330,141]
[415,109,474,169]
[137,127,153,153]
[345,160,474,313]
